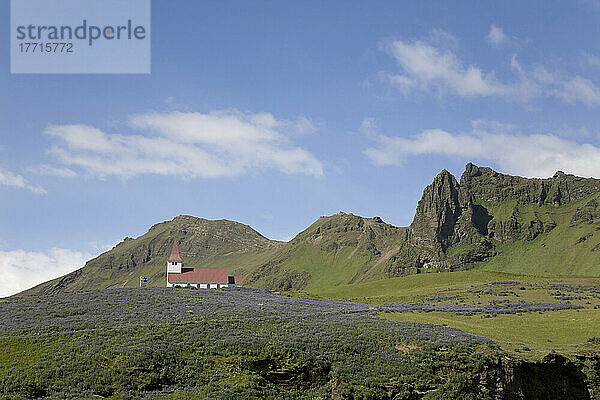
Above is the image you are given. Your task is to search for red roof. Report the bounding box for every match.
[168,268,229,284]
[168,237,182,262]
[234,276,242,285]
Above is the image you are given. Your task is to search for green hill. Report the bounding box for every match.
[21,163,600,296]
[24,215,282,295]
[243,213,410,290]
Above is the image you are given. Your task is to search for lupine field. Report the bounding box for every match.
[0,287,499,399]
[1,286,598,399]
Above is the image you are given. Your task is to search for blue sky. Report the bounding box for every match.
[2,0,600,295]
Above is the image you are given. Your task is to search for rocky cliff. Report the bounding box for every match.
[408,169,490,253]
[461,163,600,206]
[399,163,600,275]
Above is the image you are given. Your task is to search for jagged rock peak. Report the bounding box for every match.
[460,163,503,186]
[419,170,460,209]
[434,168,456,182]
[553,170,566,179]
[409,169,473,251]
[426,169,475,209]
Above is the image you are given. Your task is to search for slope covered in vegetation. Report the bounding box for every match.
[2,287,597,399]
[305,270,600,360]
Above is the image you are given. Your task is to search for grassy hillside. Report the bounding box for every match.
[302,271,600,360]
[243,213,415,290]
[476,193,600,276]
[23,215,282,296]
[4,287,599,399]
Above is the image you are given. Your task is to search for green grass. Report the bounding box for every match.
[445,243,481,258]
[302,270,600,361]
[477,198,518,221]
[480,218,600,277]
[0,337,42,374]
[305,270,547,304]
[250,243,374,290]
[284,244,371,289]
[384,309,600,360]
[155,392,206,400]
[207,248,279,275]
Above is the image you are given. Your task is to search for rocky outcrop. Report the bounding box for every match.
[335,353,598,399]
[407,168,496,270]
[479,354,592,400]
[461,163,600,207]
[406,162,600,269]
[409,170,478,252]
[578,354,600,400]
[571,199,600,226]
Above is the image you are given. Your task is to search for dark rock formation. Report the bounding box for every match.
[409,170,476,252]
[406,162,600,270]
[476,354,593,400]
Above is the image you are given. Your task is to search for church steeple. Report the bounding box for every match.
[168,237,182,262]
[166,237,183,282]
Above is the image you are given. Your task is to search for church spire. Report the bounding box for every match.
[168,237,182,262]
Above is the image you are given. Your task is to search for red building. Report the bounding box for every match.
[165,237,242,289]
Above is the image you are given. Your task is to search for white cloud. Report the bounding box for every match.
[364,123,600,178]
[44,110,323,179]
[288,116,317,135]
[359,118,377,137]
[0,248,93,297]
[532,66,600,106]
[551,76,600,106]
[486,25,508,47]
[382,39,506,97]
[27,164,77,178]
[88,241,114,253]
[381,37,600,105]
[551,125,592,139]
[0,168,46,194]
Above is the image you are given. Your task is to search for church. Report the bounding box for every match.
[166,237,242,289]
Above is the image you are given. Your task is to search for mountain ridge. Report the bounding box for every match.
[20,163,600,296]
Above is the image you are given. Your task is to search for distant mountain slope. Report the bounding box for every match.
[21,163,600,296]
[23,215,282,295]
[243,213,410,290]
[248,164,600,290]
